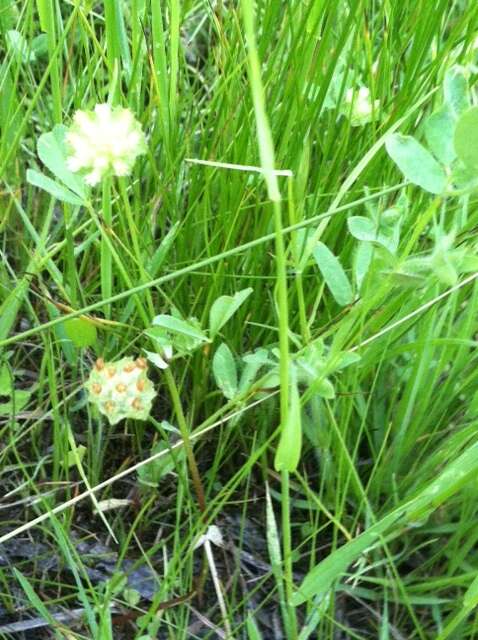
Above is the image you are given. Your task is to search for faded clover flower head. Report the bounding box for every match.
[85,356,156,425]
[345,87,379,127]
[66,103,146,186]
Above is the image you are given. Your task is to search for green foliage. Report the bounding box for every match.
[454,107,478,171]
[274,369,302,472]
[444,65,470,117]
[27,125,87,204]
[312,242,353,306]
[385,133,447,194]
[26,169,85,205]
[212,342,238,399]
[146,312,208,356]
[63,317,97,348]
[209,287,253,339]
[2,1,478,638]
[137,435,185,487]
[0,363,34,416]
[37,126,87,198]
[424,105,456,166]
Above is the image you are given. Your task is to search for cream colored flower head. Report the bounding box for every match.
[345,87,379,127]
[66,103,146,186]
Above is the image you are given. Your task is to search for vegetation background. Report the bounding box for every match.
[2,0,478,638]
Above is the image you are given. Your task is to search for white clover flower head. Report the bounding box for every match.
[345,87,380,127]
[66,103,146,186]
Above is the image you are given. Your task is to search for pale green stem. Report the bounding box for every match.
[101,177,113,318]
[164,367,206,514]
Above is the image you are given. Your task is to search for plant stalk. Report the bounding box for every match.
[164,367,206,514]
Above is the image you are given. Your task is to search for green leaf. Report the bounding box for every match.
[138,438,184,487]
[144,349,170,370]
[424,105,456,166]
[265,483,287,610]
[334,351,361,370]
[315,377,335,399]
[444,66,469,117]
[212,343,238,399]
[0,389,32,416]
[348,216,400,254]
[430,249,459,286]
[6,30,35,62]
[385,133,447,194]
[147,313,207,356]
[61,444,86,469]
[26,169,85,206]
[37,125,87,198]
[354,241,373,290]
[123,588,141,607]
[454,107,478,171]
[63,317,97,348]
[0,365,12,396]
[347,216,377,242]
[238,348,271,394]
[32,34,48,58]
[265,483,284,574]
[451,161,478,193]
[150,315,209,342]
[274,369,302,472]
[209,288,253,338]
[312,242,353,306]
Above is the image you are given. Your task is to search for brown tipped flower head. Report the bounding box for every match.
[85,356,156,425]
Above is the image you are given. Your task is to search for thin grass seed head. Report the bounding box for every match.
[85,356,156,425]
[66,104,146,186]
[345,87,380,126]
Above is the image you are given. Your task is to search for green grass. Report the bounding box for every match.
[2,0,478,638]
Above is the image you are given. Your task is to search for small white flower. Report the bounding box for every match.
[345,87,380,127]
[66,103,146,186]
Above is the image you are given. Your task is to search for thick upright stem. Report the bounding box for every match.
[164,367,206,514]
